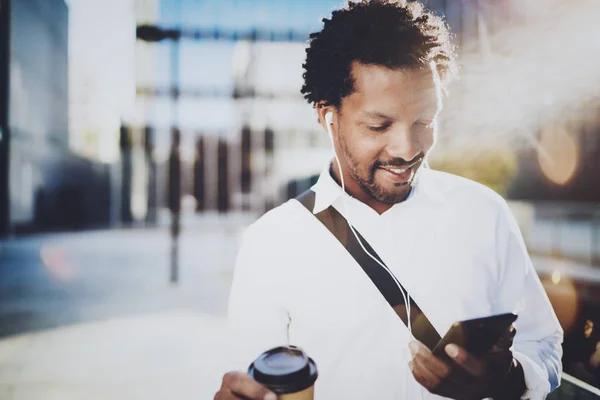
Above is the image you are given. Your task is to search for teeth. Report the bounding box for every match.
[388,168,408,174]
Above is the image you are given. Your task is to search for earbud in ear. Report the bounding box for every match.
[325,112,333,126]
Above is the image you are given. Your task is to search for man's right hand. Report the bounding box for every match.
[214,371,278,400]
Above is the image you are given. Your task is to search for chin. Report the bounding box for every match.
[371,184,412,205]
[393,181,412,188]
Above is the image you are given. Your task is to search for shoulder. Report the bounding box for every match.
[241,199,314,246]
[422,169,509,217]
[422,170,525,269]
[233,199,318,281]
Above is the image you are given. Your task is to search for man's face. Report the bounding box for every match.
[328,62,442,208]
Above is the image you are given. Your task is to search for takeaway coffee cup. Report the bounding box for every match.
[248,345,318,400]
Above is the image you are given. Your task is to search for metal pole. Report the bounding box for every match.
[168,127,181,284]
[0,0,11,238]
[170,40,180,130]
[217,138,230,213]
[264,127,274,212]
[241,125,252,211]
[194,135,205,212]
[593,213,599,266]
[169,39,181,284]
[144,125,157,224]
[120,124,133,224]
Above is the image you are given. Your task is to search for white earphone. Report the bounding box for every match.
[325,111,334,126]
[324,111,412,334]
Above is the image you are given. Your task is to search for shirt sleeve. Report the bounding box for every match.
[227,223,290,372]
[492,200,564,400]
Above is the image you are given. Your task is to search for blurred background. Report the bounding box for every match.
[1,0,600,398]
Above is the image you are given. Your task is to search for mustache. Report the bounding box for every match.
[374,153,425,169]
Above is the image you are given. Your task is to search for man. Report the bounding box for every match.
[215,1,563,399]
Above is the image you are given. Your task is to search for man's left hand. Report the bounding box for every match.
[408,326,524,399]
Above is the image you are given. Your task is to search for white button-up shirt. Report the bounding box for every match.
[227,166,563,400]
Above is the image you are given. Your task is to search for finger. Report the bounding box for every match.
[502,324,516,342]
[410,357,442,390]
[486,349,515,375]
[433,365,481,398]
[493,325,517,352]
[445,344,485,377]
[507,325,517,344]
[214,388,242,400]
[409,360,438,392]
[409,341,476,396]
[222,372,277,400]
[435,381,478,400]
[214,388,240,400]
[409,341,451,379]
[410,361,473,399]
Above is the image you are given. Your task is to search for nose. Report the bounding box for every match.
[385,124,421,163]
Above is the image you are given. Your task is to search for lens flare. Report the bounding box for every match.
[551,270,561,285]
[440,0,600,153]
[542,272,578,333]
[40,244,73,281]
[537,124,580,185]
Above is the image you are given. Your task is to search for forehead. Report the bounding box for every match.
[343,61,441,114]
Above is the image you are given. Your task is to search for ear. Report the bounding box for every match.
[316,101,337,131]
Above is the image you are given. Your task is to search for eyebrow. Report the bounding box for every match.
[361,106,440,121]
[361,111,394,120]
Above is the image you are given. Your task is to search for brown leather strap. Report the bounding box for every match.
[296,190,441,350]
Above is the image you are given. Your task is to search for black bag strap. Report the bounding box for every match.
[296,190,441,349]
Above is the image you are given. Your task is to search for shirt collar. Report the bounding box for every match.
[310,162,446,214]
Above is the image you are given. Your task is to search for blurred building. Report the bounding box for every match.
[131,0,600,222]
[69,0,136,165]
[425,0,600,203]
[0,0,112,236]
[133,0,341,216]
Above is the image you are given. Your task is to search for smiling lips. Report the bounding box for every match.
[383,166,410,174]
[378,162,419,184]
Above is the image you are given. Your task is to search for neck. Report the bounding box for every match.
[329,162,393,215]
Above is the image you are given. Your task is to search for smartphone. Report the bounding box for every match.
[432,313,517,363]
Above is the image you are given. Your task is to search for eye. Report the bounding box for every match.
[414,120,434,129]
[368,122,392,132]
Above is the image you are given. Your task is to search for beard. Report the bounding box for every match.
[338,134,422,205]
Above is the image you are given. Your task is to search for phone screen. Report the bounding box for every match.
[432,313,517,362]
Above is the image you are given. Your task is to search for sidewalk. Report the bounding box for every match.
[0,212,255,338]
[0,310,230,400]
[0,212,253,399]
[1,209,598,399]
[0,254,597,400]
